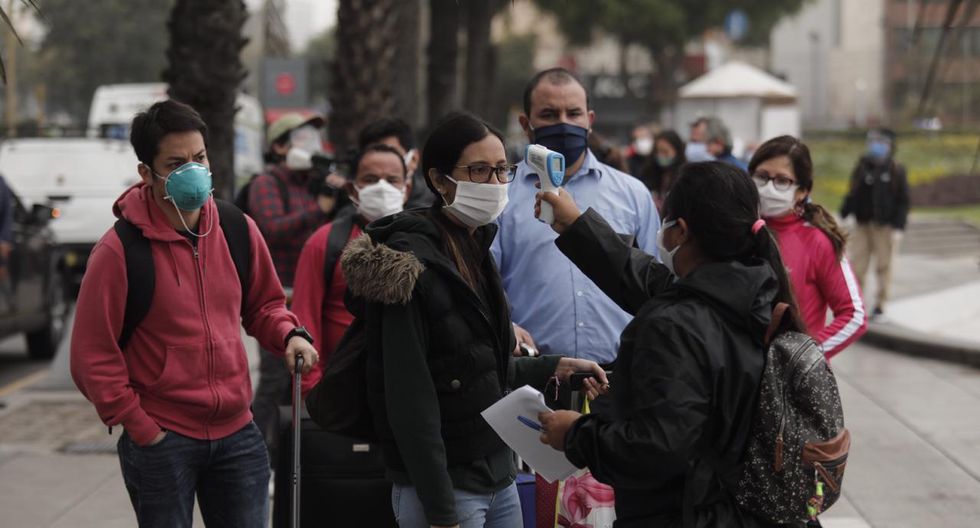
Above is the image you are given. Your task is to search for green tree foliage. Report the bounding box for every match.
[533,0,808,100]
[33,0,174,124]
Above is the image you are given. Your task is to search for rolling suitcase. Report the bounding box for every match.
[271,357,396,527]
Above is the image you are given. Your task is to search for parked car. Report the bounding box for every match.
[0,137,138,295]
[0,187,65,359]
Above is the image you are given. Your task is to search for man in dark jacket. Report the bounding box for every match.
[840,128,909,321]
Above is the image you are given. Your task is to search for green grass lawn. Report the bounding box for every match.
[804,132,978,224]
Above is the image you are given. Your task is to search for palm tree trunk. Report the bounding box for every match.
[163,0,247,200]
[427,0,459,128]
[393,0,421,128]
[329,0,398,154]
[464,0,493,118]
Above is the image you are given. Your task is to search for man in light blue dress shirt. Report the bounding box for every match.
[491,68,660,366]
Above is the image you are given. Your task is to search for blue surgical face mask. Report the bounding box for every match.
[153,162,213,212]
[530,123,589,167]
[867,141,890,160]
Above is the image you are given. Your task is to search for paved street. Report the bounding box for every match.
[0,335,977,527]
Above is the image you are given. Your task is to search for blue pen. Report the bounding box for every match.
[517,415,542,432]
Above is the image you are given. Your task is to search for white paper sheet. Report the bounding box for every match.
[481,385,578,483]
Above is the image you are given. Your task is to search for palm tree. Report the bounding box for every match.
[329,0,400,154]
[162,0,247,200]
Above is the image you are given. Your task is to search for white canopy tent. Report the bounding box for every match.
[672,62,801,153]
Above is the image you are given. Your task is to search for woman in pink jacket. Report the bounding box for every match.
[749,136,867,358]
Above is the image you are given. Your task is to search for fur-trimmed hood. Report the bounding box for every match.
[339,209,498,306]
[341,233,424,305]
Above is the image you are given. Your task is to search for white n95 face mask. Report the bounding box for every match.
[354,180,405,222]
[442,176,509,228]
[656,220,681,276]
[758,181,799,218]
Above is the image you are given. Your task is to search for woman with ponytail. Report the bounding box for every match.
[534,161,803,527]
[749,136,866,359]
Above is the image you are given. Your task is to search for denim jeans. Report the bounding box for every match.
[117,422,270,528]
[391,482,522,528]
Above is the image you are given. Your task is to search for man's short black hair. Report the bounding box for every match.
[358,117,415,151]
[522,67,590,117]
[352,143,408,181]
[130,100,208,166]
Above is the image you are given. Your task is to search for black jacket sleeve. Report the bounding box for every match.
[381,300,458,526]
[555,208,673,316]
[840,162,861,219]
[563,319,711,489]
[892,163,910,230]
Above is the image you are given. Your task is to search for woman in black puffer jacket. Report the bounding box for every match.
[537,162,807,527]
[341,112,607,528]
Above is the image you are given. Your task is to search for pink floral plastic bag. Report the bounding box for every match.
[545,398,616,528]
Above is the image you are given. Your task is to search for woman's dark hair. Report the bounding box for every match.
[748,135,847,260]
[420,112,506,290]
[640,129,686,194]
[664,161,805,336]
[130,100,208,166]
[588,133,628,173]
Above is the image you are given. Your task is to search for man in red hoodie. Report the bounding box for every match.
[70,100,318,528]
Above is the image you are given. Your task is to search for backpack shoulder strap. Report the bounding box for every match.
[765,302,791,346]
[215,199,252,314]
[114,218,154,350]
[323,214,356,296]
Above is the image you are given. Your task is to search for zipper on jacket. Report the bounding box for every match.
[189,240,220,436]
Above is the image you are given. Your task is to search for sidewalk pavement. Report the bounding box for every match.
[857,232,980,368]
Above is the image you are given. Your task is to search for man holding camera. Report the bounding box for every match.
[249,112,332,463]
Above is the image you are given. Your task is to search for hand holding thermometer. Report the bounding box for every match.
[525,144,565,224]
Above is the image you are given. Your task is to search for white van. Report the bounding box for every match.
[0,137,139,289]
[88,83,265,185]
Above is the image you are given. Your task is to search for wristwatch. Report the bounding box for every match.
[284,326,314,348]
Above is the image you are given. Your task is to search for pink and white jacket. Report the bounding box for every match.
[767,213,867,359]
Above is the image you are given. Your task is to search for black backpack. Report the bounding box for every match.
[304,214,378,441]
[112,199,251,349]
[729,303,850,523]
[234,172,290,216]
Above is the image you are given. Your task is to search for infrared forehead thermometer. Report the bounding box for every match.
[525,144,565,224]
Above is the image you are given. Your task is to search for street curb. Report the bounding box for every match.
[861,322,980,369]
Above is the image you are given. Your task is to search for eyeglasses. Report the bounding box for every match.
[752,172,797,192]
[453,163,518,184]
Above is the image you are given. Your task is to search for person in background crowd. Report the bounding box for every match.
[705,117,748,171]
[640,130,686,212]
[70,100,317,528]
[535,161,803,527]
[341,112,607,528]
[492,67,659,367]
[588,132,630,174]
[685,117,714,162]
[292,143,413,395]
[0,174,14,311]
[249,112,331,464]
[840,128,909,322]
[624,124,654,177]
[357,117,434,209]
[750,136,867,358]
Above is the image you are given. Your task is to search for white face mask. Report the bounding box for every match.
[634,137,653,156]
[403,148,416,168]
[353,180,406,222]
[442,175,509,228]
[757,181,799,218]
[656,219,681,276]
[285,147,313,170]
